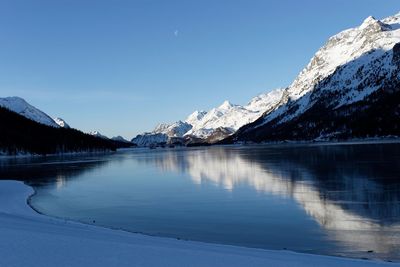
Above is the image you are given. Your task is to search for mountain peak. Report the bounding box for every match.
[185,110,207,125]
[231,12,400,143]
[219,100,234,109]
[360,15,389,32]
[361,16,378,25]
[111,136,130,143]
[89,131,109,139]
[53,117,70,128]
[190,110,206,117]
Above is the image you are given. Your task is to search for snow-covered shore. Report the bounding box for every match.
[0,180,397,267]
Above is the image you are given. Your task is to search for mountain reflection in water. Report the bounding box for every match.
[136,144,400,258]
[10,143,400,261]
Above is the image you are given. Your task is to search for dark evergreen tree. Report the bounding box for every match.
[0,107,133,155]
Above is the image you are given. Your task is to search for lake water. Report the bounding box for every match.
[1,143,400,261]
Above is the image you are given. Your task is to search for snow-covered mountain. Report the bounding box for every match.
[185,110,207,125]
[131,90,284,146]
[154,121,193,138]
[89,131,109,139]
[133,13,400,146]
[229,13,400,142]
[0,96,132,149]
[0,97,74,129]
[131,133,169,147]
[53,117,70,128]
[185,101,246,138]
[131,120,192,146]
[0,97,60,128]
[185,89,284,140]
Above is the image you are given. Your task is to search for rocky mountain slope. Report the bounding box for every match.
[223,13,400,143]
[131,120,192,146]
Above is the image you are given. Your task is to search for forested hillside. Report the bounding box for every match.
[0,106,131,155]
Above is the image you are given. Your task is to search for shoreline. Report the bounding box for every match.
[1,137,399,158]
[236,137,400,146]
[0,180,397,267]
[0,149,117,159]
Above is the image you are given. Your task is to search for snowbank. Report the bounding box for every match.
[0,180,396,267]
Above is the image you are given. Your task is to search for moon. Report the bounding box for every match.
[174,30,179,37]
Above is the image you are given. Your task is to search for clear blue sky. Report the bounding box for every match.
[0,0,398,139]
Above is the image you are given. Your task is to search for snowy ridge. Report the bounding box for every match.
[228,12,400,142]
[185,100,251,138]
[185,110,207,125]
[290,15,398,101]
[154,120,192,137]
[132,120,192,146]
[258,13,400,127]
[131,133,169,146]
[186,89,284,139]
[0,97,60,128]
[132,89,284,146]
[89,131,109,139]
[54,117,70,128]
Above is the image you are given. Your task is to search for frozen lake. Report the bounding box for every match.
[1,143,399,261]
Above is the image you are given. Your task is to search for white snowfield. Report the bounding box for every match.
[0,180,396,267]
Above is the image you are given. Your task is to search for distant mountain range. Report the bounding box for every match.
[133,13,400,146]
[131,89,284,146]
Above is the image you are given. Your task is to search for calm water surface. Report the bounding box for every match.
[1,143,400,261]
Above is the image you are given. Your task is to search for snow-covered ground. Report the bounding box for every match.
[0,180,396,267]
